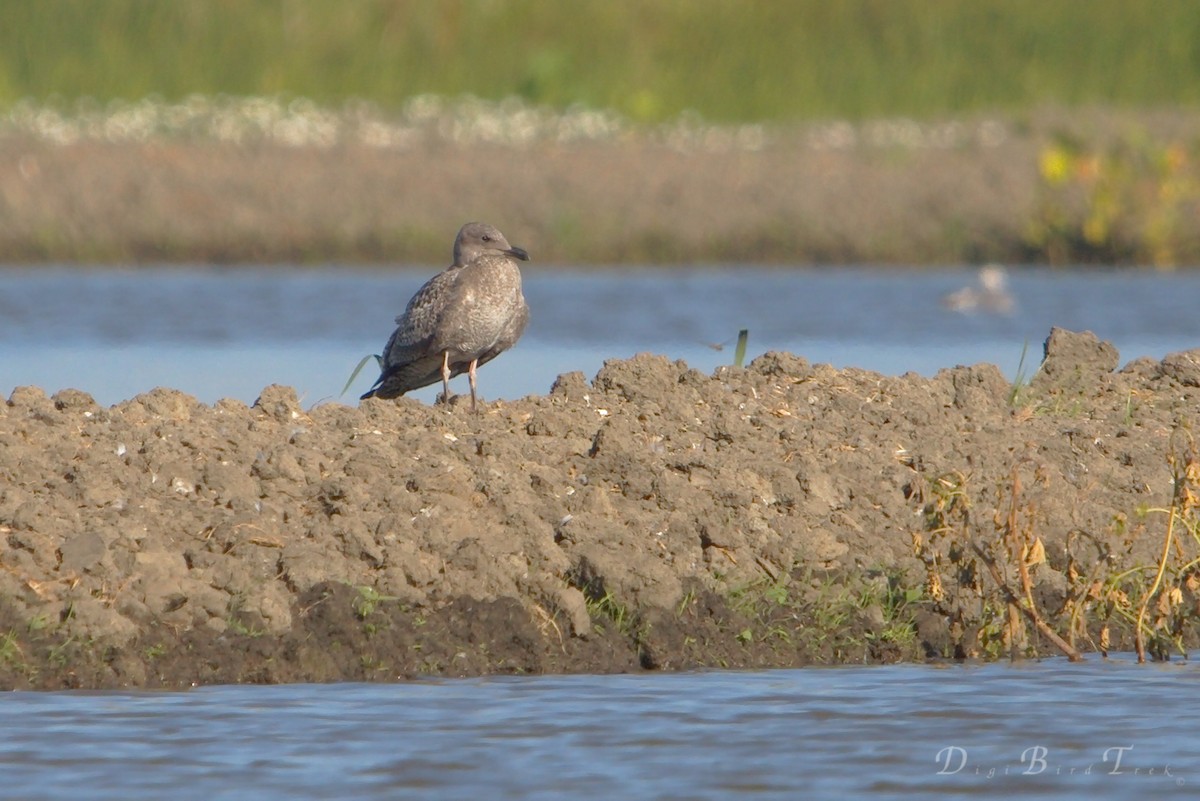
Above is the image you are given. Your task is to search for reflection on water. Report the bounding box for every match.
[2,265,1199,406]
[0,656,1193,800]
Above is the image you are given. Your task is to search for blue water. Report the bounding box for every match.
[2,265,1199,407]
[0,656,1193,800]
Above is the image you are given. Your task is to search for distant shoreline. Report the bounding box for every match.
[2,102,1199,267]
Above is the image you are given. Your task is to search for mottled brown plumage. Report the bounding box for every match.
[361,222,529,411]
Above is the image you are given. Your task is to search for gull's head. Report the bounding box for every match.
[453,222,530,265]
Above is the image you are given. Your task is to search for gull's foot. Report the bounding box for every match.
[443,393,484,413]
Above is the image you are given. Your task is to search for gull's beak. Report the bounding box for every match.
[505,246,530,262]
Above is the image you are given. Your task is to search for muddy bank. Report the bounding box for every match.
[2,328,1200,688]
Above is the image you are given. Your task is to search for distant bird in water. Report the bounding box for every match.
[940,264,1015,314]
[360,221,530,411]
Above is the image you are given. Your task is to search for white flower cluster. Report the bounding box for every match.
[0,94,628,149]
[398,94,625,147]
[0,93,1007,152]
[804,117,1008,150]
[654,110,768,153]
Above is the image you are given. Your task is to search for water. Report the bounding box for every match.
[0,656,1193,800]
[2,265,1199,407]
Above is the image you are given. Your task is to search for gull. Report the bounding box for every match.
[360,221,529,411]
[941,264,1015,314]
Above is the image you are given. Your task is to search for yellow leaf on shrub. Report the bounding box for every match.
[1039,147,1070,184]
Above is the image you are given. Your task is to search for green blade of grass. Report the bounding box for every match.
[734,329,749,367]
[341,353,382,397]
[1008,339,1031,407]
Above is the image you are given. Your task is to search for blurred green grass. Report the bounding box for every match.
[3,0,1200,122]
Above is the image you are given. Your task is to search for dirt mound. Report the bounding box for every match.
[2,328,1199,688]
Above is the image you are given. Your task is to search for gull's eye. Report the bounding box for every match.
[481,235,492,242]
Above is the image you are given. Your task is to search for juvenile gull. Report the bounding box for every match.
[360,221,530,411]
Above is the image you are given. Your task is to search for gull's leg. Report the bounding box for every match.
[441,351,452,404]
[468,358,479,413]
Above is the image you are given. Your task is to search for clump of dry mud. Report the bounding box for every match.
[2,328,1199,688]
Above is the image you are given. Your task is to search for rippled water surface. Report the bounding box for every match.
[2,265,1199,405]
[0,656,1193,800]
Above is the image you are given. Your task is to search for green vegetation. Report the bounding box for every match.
[1008,341,1034,408]
[0,619,65,683]
[727,566,923,662]
[3,1,1200,123]
[586,589,636,637]
[351,585,398,620]
[0,629,23,667]
[352,585,400,636]
[225,596,267,638]
[733,330,749,368]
